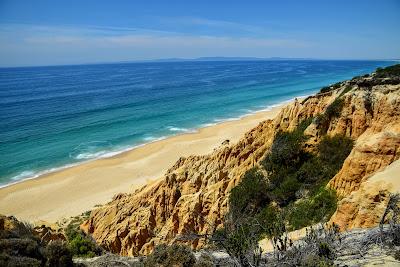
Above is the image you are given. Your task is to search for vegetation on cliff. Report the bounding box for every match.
[65,216,102,258]
[0,212,104,267]
[0,215,73,267]
[211,116,353,266]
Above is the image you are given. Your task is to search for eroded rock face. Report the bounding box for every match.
[81,119,281,256]
[328,85,400,197]
[83,76,400,255]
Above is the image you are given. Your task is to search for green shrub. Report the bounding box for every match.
[256,205,278,230]
[287,200,313,230]
[338,85,352,97]
[300,254,334,267]
[45,240,73,267]
[65,220,101,258]
[68,234,100,258]
[271,175,301,206]
[319,82,342,94]
[0,238,43,262]
[229,167,269,216]
[296,157,325,184]
[259,206,287,239]
[194,252,214,267]
[394,249,400,261]
[145,244,196,267]
[318,134,353,172]
[319,86,331,94]
[312,188,337,219]
[375,64,400,78]
[318,242,332,259]
[223,121,351,254]
[325,98,344,119]
[65,222,80,241]
[144,244,168,267]
[0,253,42,267]
[263,130,308,173]
[287,188,337,230]
[314,97,345,134]
[212,223,259,266]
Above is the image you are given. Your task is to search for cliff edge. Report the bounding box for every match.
[83,66,400,256]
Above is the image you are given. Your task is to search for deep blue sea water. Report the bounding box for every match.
[0,60,394,186]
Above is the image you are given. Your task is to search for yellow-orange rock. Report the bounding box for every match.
[83,76,400,255]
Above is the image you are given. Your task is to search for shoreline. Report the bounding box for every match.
[0,96,304,190]
[0,98,299,223]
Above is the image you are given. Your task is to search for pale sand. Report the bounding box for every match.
[0,104,286,223]
[367,159,400,192]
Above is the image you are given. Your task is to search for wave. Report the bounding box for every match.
[0,163,78,189]
[166,126,196,133]
[1,92,315,189]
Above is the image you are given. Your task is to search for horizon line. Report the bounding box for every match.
[1,57,399,69]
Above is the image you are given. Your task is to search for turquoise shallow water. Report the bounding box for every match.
[0,60,394,186]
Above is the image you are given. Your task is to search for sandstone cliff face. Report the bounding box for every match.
[328,84,400,196]
[83,75,400,255]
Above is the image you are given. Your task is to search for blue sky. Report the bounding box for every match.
[0,0,399,67]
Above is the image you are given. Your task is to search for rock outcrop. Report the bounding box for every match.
[83,72,400,255]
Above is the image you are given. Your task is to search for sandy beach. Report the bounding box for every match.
[0,103,288,223]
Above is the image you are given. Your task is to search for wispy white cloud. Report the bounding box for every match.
[6,23,309,48]
[0,22,315,66]
[158,16,269,35]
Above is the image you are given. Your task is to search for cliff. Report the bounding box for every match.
[83,69,400,256]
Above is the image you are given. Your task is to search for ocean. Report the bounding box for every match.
[0,60,394,186]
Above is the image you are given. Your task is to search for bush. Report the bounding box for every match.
[314,97,345,134]
[287,188,337,230]
[375,64,400,78]
[45,240,73,267]
[65,223,80,241]
[0,253,42,267]
[319,82,342,94]
[68,234,100,258]
[318,242,333,259]
[65,221,101,258]
[259,206,287,240]
[262,130,308,173]
[0,238,43,262]
[325,98,344,119]
[296,157,325,184]
[270,175,301,206]
[144,244,168,267]
[193,252,214,267]
[338,85,352,97]
[229,167,269,216]
[394,249,400,261]
[212,224,261,267]
[300,254,334,267]
[217,121,353,262]
[145,244,196,267]
[318,134,353,172]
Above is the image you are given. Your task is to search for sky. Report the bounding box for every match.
[0,0,399,67]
